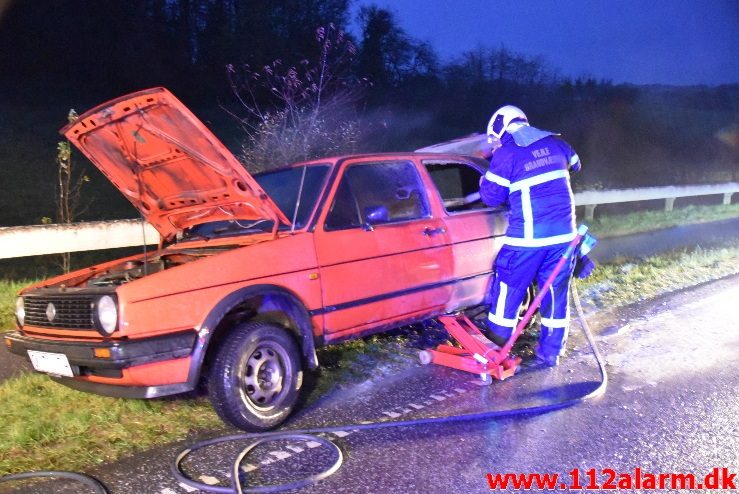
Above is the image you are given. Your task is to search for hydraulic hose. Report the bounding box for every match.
[0,470,108,493]
[173,283,608,493]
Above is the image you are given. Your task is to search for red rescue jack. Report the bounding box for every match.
[420,225,591,382]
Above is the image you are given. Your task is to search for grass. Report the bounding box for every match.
[0,208,738,476]
[586,203,739,238]
[575,242,739,310]
[0,375,221,475]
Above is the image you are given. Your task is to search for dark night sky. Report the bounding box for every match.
[353,0,739,86]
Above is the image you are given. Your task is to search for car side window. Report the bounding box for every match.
[324,161,430,231]
[425,161,488,213]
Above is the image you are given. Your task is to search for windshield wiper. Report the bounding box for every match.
[181,232,213,242]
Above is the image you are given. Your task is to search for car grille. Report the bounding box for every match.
[24,296,95,329]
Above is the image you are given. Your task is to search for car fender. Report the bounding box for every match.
[187,284,319,386]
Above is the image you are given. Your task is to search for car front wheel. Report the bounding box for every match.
[208,321,302,431]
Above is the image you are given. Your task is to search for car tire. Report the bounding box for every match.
[208,321,303,431]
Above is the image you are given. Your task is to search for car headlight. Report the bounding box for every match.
[15,297,24,327]
[95,295,118,336]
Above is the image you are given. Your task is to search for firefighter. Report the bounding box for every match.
[480,105,581,366]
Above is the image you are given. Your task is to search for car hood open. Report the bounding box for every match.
[62,87,290,239]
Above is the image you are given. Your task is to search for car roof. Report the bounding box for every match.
[265,152,488,172]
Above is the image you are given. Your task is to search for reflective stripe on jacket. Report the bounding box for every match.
[480,129,581,248]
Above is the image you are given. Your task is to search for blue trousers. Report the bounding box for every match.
[486,244,575,359]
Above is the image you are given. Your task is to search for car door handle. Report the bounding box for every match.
[423,227,446,237]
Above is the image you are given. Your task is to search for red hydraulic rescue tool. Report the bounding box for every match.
[420,225,592,382]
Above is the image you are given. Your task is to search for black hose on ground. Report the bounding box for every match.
[0,470,108,493]
[173,284,608,493]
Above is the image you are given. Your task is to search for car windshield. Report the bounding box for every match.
[180,164,330,241]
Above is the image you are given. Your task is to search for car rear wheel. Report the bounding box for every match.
[208,321,302,431]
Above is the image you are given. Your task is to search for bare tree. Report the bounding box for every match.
[55,110,90,272]
[226,23,366,172]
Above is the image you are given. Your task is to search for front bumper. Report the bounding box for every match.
[49,375,196,399]
[4,329,197,376]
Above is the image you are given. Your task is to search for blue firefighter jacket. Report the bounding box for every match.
[480,126,581,248]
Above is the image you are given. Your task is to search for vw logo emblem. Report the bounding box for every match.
[46,303,57,322]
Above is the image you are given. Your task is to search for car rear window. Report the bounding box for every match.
[425,161,488,213]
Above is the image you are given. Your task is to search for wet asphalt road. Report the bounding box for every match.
[8,272,734,494]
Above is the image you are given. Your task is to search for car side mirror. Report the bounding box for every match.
[363,205,389,231]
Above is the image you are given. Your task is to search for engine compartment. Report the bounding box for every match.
[85,251,211,287]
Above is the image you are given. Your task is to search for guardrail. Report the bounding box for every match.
[575,182,738,220]
[0,219,158,259]
[0,182,736,259]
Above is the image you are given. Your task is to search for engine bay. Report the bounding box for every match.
[85,251,212,287]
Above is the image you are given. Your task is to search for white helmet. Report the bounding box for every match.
[486,105,528,140]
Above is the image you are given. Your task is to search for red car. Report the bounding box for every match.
[4,88,505,430]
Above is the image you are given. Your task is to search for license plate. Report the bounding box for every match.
[27,350,74,377]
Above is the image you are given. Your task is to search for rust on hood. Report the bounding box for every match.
[61,87,290,239]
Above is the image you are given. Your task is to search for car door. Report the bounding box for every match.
[313,158,453,340]
[422,158,508,310]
